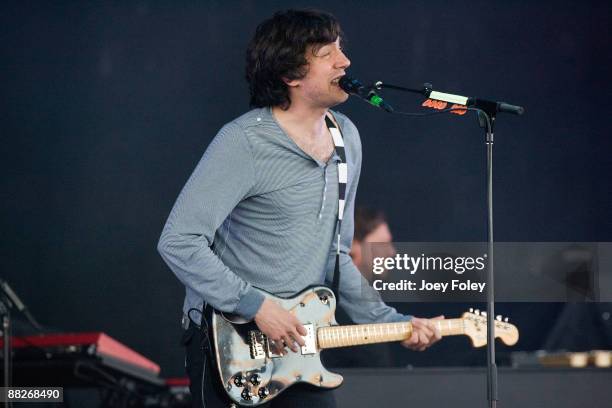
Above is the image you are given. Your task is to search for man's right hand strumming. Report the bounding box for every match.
[254,298,307,354]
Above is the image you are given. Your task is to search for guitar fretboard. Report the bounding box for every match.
[317,319,465,349]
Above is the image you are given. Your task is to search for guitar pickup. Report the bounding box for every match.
[300,324,316,355]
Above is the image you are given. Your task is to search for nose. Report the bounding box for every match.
[336,50,351,69]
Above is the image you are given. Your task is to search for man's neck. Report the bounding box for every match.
[271,102,329,140]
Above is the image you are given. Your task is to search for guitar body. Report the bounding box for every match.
[212,286,343,406]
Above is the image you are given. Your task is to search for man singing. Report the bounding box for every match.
[158,9,441,408]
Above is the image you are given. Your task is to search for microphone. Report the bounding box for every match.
[0,278,42,331]
[339,76,394,113]
[497,101,525,116]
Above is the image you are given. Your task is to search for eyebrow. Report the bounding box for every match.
[313,40,341,55]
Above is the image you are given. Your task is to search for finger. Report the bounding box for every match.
[431,321,442,341]
[404,332,417,346]
[412,318,430,330]
[403,340,418,351]
[291,329,306,347]
[432,327,442,341]
[296,323,308,337]
[408,332,422,349]
[416,323,434,339]
[426,320,441,341]
[419,331,428,345]
[283,335,298,352]
[424,325,441,345]
[270,340,283,355]
[277,340,288,355]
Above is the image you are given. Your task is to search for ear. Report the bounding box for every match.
[350,240,362,267]
[282,77,300,88]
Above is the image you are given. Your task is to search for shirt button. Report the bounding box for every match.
[256,117,261,122]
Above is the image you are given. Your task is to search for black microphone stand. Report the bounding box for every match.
[0,278,43,394]
[0,294,12,389]
[479,106,498,408]
[368,82,522,408]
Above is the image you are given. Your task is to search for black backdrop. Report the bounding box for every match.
[1,1,610,377]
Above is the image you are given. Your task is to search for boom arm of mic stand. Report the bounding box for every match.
[375,82,524,116]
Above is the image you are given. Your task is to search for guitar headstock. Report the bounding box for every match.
[461,308,519,347]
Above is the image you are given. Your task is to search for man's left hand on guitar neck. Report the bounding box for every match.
[401,315,444,351]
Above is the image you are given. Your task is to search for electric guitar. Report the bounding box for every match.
[212,286,519,406]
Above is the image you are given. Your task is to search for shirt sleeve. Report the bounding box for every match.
[157,122,265,320]
[326,115,412,324]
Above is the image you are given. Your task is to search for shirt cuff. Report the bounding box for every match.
[234,286,266,320]
[389,314,413,323]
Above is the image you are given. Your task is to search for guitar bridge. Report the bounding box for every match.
[248,330,267,360]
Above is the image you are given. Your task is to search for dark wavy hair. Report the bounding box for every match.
[245,9,344,109]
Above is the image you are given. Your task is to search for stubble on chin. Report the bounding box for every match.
[330,92,349,108]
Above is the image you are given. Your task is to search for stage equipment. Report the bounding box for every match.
[333,367,612,408]
[0,278,43,398]
[0,332,166,407]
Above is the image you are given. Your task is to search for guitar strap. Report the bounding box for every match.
[324,112,347,305]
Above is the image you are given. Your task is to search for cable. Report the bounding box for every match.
[186,306,213,407]
[199,312,211,408]
[393,106,478,117]
[392,106,493,135]
[187,308,203,330]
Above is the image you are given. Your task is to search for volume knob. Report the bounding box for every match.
[249,373,261,385]
[233,374,247,387]
[241,388,254,401]
[258,387,270,399]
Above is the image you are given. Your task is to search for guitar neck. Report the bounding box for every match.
[317,319,464,349]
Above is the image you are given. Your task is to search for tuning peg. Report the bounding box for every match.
[469,308,474,313]
[474,309,480,315]
[496,315,502,321]
[504,317,509,322]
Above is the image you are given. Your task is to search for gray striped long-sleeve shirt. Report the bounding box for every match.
[157,106,410,325]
